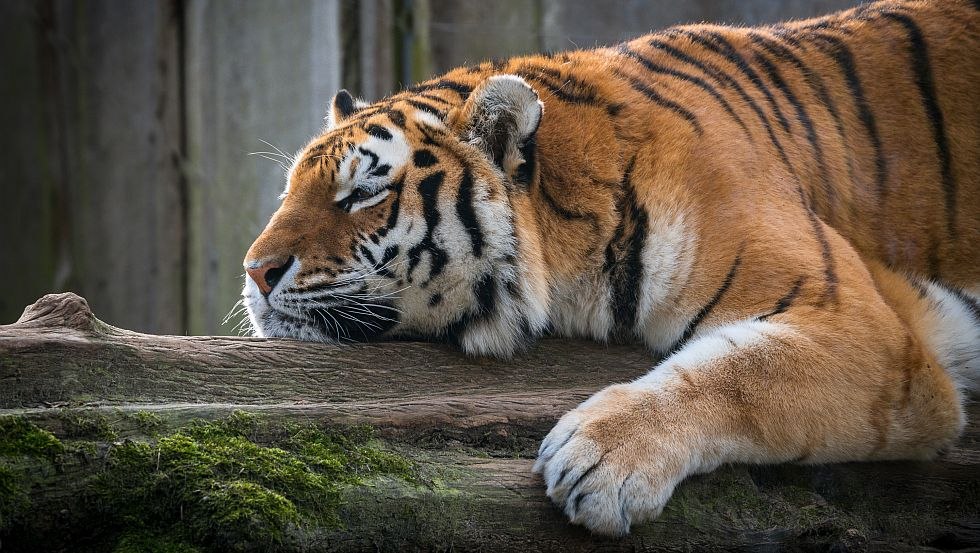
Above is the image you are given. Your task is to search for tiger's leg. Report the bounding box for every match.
[533,307,965,536]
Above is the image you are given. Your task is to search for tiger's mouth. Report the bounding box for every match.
[305,300,400,342]
[256,299,400,343]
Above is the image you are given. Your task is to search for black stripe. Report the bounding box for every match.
[516,72,596,105]
[387,109,406,128]
[365,124,392,140]
[407,171,449,283]
[377,245,399,278]
[514,134,537,189]
[455,168,485,258]
[682,30,792,132]
[807,32,887,199]
[358,147,379,171]
[407,79,472,97]
[514,64,605,106]
[359,245,377,265]
[419,92,452,105]
[648,37,733,84]
[649,36,797,175]
[668,252,742,354]
[406,99,445,118]
[797,187,839,304]
[618,46,749,135]
[759,276,806,320]
[769,26,804,48]
[370,164,390,178]
[472,273,497,319]
[882,12,956,237]
[614,70,703,134]
[750,32,855,209]
[413,149,438,168]
[382,175,404,233]
[751,50,833,209]
[603,158,647,338]
[539,181,595,221]
[443,273,497,344]
[519,63,563,80]
[935,281,980,324]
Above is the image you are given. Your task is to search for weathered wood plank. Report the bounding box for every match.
[356,0,396,102]
[428,0,542,75]
[0,0,185,334]
[1,293,978,552]
[184,0,341,336]
[0,1,57,327]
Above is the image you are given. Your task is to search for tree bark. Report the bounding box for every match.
[1,293,978,552]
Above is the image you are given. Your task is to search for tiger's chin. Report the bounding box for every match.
[245,298,399,344]
[245,294,544,359]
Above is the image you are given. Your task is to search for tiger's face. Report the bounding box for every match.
[243,75,550,357]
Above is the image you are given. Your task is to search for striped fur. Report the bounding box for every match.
[244,0,979,535]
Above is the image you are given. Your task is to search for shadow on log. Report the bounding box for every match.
[1,293,978,552]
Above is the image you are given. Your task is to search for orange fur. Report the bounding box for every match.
[244,0,979,535]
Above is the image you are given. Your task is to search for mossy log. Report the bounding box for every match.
[1,293,978,552]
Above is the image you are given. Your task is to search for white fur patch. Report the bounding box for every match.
[634,211,697,351]
[634,319,790,388]
[333,127,410,211]
[413,110,446,129]
[548,276,615,341]
[917,281,980,395]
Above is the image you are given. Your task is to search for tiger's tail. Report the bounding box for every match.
[871,262,980,399]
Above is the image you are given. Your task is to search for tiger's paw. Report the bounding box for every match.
[532,384,693,536]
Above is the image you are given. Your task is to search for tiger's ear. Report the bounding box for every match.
[461,75,543,182]
[326,89,369,129]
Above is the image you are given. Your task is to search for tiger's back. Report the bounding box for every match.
[438,0,979,290]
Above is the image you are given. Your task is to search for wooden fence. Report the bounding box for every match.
[0,0,858,334]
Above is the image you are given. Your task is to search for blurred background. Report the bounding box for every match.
[0,0,858,335]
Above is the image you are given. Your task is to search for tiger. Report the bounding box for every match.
[242,0,979,536]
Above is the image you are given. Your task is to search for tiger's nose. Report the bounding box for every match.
[246,256,295,296]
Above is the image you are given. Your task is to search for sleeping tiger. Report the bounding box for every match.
[243,0,979,536]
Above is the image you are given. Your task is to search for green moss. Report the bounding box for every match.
[199,480,299,546]
[59,409,118,441]
[63,439,99,458]
[0,417,66,530]
[0,462,30,528]
[79,411,415,551]
[127,411,164,435]
[0,416,65,458]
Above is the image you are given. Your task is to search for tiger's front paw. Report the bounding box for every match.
[532,384,694,536]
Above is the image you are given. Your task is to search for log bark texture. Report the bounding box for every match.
[1,293,978,552]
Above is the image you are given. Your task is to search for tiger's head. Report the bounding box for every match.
[243,75,551,357]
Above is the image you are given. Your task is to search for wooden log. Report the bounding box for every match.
[1,293,978,552]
